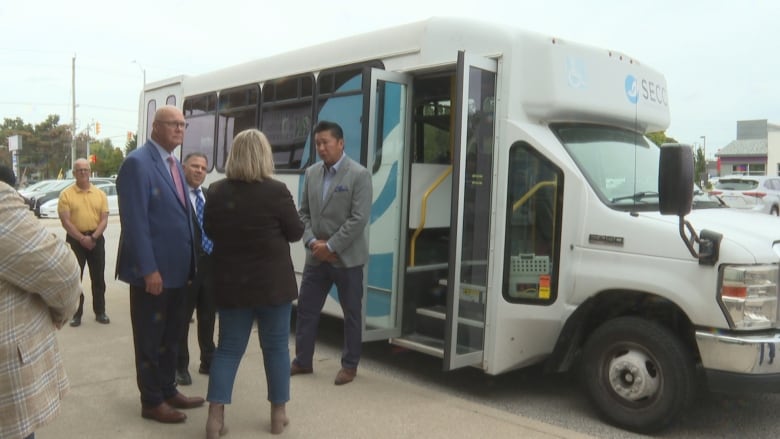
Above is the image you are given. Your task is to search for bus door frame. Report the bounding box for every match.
[362,69,413,341]
[444,52,498,370]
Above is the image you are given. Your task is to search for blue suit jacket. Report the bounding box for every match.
[115,142,194,288]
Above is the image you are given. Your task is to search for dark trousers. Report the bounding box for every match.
[65,234,106,318]
[178,254,216,372]
[294,263,364,370]
[129,284,187,407]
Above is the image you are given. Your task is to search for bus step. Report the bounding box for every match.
[390,334,444,358]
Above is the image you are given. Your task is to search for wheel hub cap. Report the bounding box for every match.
[607,350,660,401]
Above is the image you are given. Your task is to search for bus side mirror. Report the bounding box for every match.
[658,143,693,216]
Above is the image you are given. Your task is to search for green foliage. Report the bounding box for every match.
[0,114,127,182]
[646,131,678,146]
[125,132,138,156]
[88,139,124,177]
[694,146,706,186]
[0,115,71,182]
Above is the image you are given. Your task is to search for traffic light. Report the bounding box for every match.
[95,122,101,135]
[88,154,97,164]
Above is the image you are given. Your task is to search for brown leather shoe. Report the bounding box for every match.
[290,362,313,376]
[165,392,205,409]
[141,402,187,423]
[334,367,356,385]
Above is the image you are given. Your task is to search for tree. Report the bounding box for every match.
[88,139,124,177]
[125,132,138,156]
[646,131,678,146]
[695,146,706,188]
[0,115,72,183]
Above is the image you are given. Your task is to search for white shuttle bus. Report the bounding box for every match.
[136,17,780,432]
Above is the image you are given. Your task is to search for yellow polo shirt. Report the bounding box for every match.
[57,183,108,232]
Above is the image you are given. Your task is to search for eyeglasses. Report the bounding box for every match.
[157,121,188,129]
[74,169,90,173]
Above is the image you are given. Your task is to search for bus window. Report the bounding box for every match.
[413,74,453,164]
[182,93,217,170]
[503,141,563,303]
[218,86,259,172]
[166,95,176,106]
[316,67,365,166]
[145,100,156,142]
[261,75,313,170]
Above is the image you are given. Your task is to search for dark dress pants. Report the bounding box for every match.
[130,284,187,407]
[178,253,216,371]
[65,234,106,318]
[295,263,364,369]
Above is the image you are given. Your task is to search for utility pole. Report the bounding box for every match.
[71,55,76,168]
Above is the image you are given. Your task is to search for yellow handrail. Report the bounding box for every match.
[512,180,556,212]
[409,166,452,266]
[511,177,558,262]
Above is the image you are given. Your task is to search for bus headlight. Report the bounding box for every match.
[719,265,778,329]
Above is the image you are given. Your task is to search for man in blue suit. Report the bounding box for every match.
[291,120,372,386]
[116,105,205,424]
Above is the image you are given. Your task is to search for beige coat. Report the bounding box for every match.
[0,182,81,439]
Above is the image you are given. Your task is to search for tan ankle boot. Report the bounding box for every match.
[270,403,289,434]
[205,403,228,438]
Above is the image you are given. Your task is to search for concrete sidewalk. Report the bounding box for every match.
[36,218,593,439]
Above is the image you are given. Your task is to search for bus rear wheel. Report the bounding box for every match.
[581,316,695,433]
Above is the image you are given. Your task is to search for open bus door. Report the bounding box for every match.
[362,69,413,341]
[444,52,497,370]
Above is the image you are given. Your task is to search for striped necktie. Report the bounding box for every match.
[193,188,213,254]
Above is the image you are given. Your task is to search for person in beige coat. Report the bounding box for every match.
[0,177,82,439]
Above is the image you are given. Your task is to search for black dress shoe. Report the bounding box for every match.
[176,369,192,386]
[198,363,210,375]
[95,313,110,324]
[69,317,81,327]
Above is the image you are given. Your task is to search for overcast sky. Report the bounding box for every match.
[2,0,778,157]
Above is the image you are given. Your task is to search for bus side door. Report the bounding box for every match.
[445,52,498,370]
[362,69,413,341]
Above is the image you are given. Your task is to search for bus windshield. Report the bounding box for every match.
[555,124,659,210]
[554,124,724,211]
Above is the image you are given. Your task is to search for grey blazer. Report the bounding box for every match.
[299,155,372,268]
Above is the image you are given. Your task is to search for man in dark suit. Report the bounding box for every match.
[176,152,216,386]
[116,105,205,424]
[291,120,372,385]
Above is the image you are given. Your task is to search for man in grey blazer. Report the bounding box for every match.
[292,120,372,385]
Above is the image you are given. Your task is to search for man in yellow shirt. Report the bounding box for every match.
[58,158,110,327]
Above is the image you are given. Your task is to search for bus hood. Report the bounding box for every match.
[678,209,780,263]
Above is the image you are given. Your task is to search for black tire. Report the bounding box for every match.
[771,205,779,216]
[581,316,696,434]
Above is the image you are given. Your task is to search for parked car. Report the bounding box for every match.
[693,184,727,209]
[710,175,780,215]
[31,178,114,217]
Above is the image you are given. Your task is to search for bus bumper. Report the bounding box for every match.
[696,330,780,393]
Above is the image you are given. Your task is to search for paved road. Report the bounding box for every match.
[35,217,594,439]
[36,217,780,438]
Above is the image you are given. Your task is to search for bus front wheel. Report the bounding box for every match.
[581,316,696,433]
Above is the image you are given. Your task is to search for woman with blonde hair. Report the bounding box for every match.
[203,129,303,436]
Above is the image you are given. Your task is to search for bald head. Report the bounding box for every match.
[151,105,186,152]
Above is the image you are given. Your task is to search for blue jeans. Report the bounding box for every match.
[207,303,292,405]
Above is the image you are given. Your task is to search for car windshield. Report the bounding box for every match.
[554,124,724,211]
[714,178,759,191]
